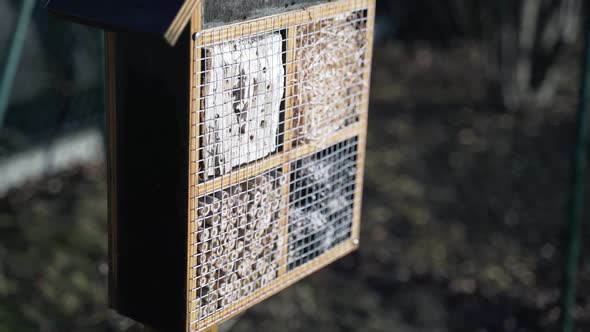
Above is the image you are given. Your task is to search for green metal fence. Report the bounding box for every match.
[0,0,105,157]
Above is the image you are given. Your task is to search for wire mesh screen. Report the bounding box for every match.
[189,0,374,330]
[288,138,358,270]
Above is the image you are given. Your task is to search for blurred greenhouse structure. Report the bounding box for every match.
[0,0,105,194]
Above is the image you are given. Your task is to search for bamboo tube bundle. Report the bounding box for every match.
[224,238,236,251]
[229,288,239,303]
[239,284,249,297]
[254,207,265,220]
[243,231,253,243]
[221,204,231,218]
[225,260,235,274]
[197,202,211,219]
[238,192,249,205]
[259,273,270,287]
[198,253,208,265]
[220,219,229,232]
[237,259,251,278]
[292,12,367,145]
[210,226,219,239]
[254,175,268,187]
[207,290,219,305]
[194,297,202,309]
[199,263,209,276]
[207,255,222,269]
[221,296,231,308]
[259,195,269,209]
[247,205,257,221]
[225,281,234,296]
[253,191,263,206]
[217,282,228,297]
[213,242,224,258]
[207,302,218,316]
[229,227,239,241]
[270,199,280,212]
[211,214,221,226]
[220,190,230,202]
[237,216,247,227]
[236,240,244,253]
[198,275,209,288]
[261,246,272,259]
[255,260,268,276]
[229,250,239,263]
[252,228,263,240]
[198,241,209,253]
[203,195,222,214]
[198,306,208,320]
[195,171,284,313]
[232,279,242,297]
[218,230,226,243]
[254,241,265,257]
[260,233,272,247]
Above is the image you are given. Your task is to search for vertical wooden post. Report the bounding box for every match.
[351,0,375,244]
[278,20,298,277]
[188,2,203,330]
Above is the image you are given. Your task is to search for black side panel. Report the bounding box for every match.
[112,30,189,332]
[47,0,182,35]
[203,0,329,27]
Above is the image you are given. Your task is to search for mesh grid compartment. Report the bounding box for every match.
[288,138,358,270]
[189,0,374,330]
[291,11,367,145]
[200,31,286,178]
[193,169,286,319]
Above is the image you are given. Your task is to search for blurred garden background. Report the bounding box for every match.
[1,0,590,331]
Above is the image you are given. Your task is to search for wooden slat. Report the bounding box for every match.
[351,0,374,243]
[187,3,202,332]
[196,153,285,194]
[195,123,362,195]
[288,123,363,160]
[165,0,202,45]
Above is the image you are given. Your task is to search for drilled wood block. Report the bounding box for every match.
[202,33,284,177]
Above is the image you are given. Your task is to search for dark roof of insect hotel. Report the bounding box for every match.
[45,0,329,45]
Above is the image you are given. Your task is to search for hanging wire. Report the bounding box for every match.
[561,2,590,332]
[0,0,36,129]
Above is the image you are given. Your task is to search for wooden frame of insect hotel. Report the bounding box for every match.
[47,0,375,331]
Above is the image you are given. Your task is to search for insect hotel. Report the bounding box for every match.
[48,0,375,331]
